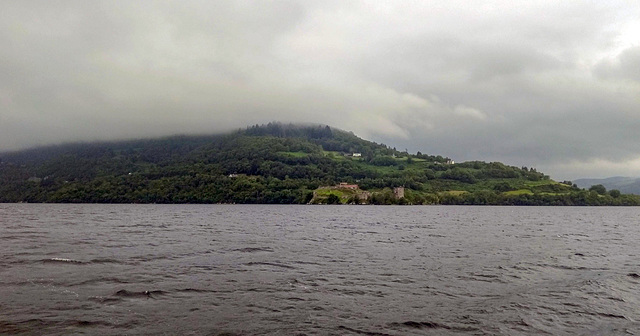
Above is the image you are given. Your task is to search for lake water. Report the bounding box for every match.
[1,204,639,335]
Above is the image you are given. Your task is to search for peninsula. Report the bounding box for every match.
[1,123,638,205]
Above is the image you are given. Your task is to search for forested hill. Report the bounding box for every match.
[1,123,638,205]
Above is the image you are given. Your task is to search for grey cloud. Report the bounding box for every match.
[594,46,640,82]
[1,1,640,180]
[343,3,640,179]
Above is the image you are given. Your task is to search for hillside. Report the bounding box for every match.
[1,123,639,205]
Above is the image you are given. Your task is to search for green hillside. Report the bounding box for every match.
[1,123,638,205]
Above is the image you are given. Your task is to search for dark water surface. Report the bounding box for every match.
[1,204,640,335]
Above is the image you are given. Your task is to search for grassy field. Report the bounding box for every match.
[504,189,534,196]
[440,190,468,196]
[312,187,364,204]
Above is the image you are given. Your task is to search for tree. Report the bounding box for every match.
[326,194,341,204]
[609,189,621,198]
[493,182,514,192]
[371,156,397,166]
[589,184,607,195]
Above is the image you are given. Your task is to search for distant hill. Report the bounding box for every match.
[1,122,639,205]
[574,177,640,195]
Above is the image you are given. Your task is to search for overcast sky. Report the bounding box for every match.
[1,1,639,180]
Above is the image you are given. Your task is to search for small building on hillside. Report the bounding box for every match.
[393,186,405,199]
[338,182,359,190]
[352,153,362,157]
[358,191,371,201]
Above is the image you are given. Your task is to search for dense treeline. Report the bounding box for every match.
[1,123,639,205]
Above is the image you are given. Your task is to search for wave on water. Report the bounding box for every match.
[89,258,125,264]
[114,289,168,299]
[389,320,479,332]
[90,288,222,304]
[337,325,394,336]
[176,288,219,293]
[88,296,124,304]
[0,318,116,334]
[41,257,128,265]
[234,247,274,253]
[245,261,296,269]
[72,277,131,286]
[43,258,86,264]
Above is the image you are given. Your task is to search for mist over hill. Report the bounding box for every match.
[1,123,639,205]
